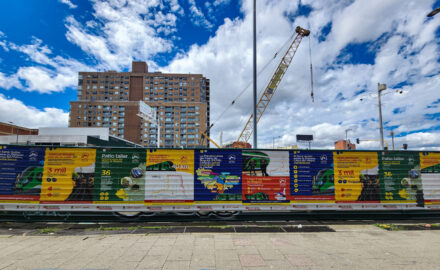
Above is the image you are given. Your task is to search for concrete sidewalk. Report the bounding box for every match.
[0,225,439,270]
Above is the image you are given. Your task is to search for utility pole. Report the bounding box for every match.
[378,83,387,150]
[252,0,257,149]
[390,131,395,150]
[272,136,281,149]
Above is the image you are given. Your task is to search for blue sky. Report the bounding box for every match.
[0,0,439,150]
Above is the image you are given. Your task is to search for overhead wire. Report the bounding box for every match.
[209,32,296,130]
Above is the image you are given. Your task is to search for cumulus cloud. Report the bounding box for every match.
[64,0,177,70]
[0,0,439,151]
[188,0,213,29]
[166,0,440,150]
[0,72,20,89]
[0,37,90,93]
[59,0,77,9]
[0,94,68,128]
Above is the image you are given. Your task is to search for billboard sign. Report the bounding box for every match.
[138,101,156,123]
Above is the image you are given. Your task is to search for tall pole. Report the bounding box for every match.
[378,83,386,150]
[390,131,395,150]
[252,0,257,149]
[345,128,351,150]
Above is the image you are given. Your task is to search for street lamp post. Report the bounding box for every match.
[345,128,352,149]
[378,83,387,150]
[272,136,281,149]
[390,131,395,150]
[252,0,257,149]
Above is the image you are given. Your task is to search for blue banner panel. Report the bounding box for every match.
[194,149,242,202]
[0,146,45,200]
[290,151,334,201]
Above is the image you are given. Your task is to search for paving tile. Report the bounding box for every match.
[264,259,293,270]
[269,237,294,247]
[214,239,234,250]
[258,248,284,260]
[233,238,253,246]
[215,259,242,269]
[137,255,167,268]
[285,254,315,266]
[239,254,266,267]
[110,261,140,270]
[167,248,193,260]
[162,260,191,270]
[235,246,259,255]
[147,245,172,255]
[191,254,216,266]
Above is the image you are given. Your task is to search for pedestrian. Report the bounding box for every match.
[249,159,256,176]
[261,159,269,176]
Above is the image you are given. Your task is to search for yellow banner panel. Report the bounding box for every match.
[40,148,96,202]
[334,151,379,202]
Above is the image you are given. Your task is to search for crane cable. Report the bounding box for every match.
[308,35,315,102]
[209,32,297,130]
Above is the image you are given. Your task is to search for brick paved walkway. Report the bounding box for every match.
[0,225,439,269]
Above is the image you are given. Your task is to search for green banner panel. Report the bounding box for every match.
[379,151,423,204]
[94,148,146,202]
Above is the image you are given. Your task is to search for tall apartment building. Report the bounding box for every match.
[69,61,210,148]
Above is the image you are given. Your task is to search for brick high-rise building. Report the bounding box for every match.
[69,61,210,148]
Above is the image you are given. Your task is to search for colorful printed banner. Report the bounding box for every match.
[420,152,440,203]
[379,151,423,205]
[334,151,379,203]
[0,146,45,202]
[290,151,334,202]
[94,148,146,202]
[194,149,241,202]
[40,148,96,202]
[1,144,440,209]
[242,150,289,203]
[145,149,194,202]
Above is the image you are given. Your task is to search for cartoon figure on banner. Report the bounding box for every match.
[357,167,380,201]
[67,164,95,201]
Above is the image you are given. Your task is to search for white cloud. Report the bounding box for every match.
[1,0,438,151]
[165,0,440,150]
[0,72,20,89]
[59,0,77,9]
[213,0,231,6]
[0,94,68,128]
[64,0,177,70]
[188,0,213,29]
[0,37,90,93]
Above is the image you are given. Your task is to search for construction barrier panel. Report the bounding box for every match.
[1,145,440,212]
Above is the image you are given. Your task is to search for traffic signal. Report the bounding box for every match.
[403,144,408,150]
[356,138,360,144]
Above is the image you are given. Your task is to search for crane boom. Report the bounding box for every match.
[236,26,310,144]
